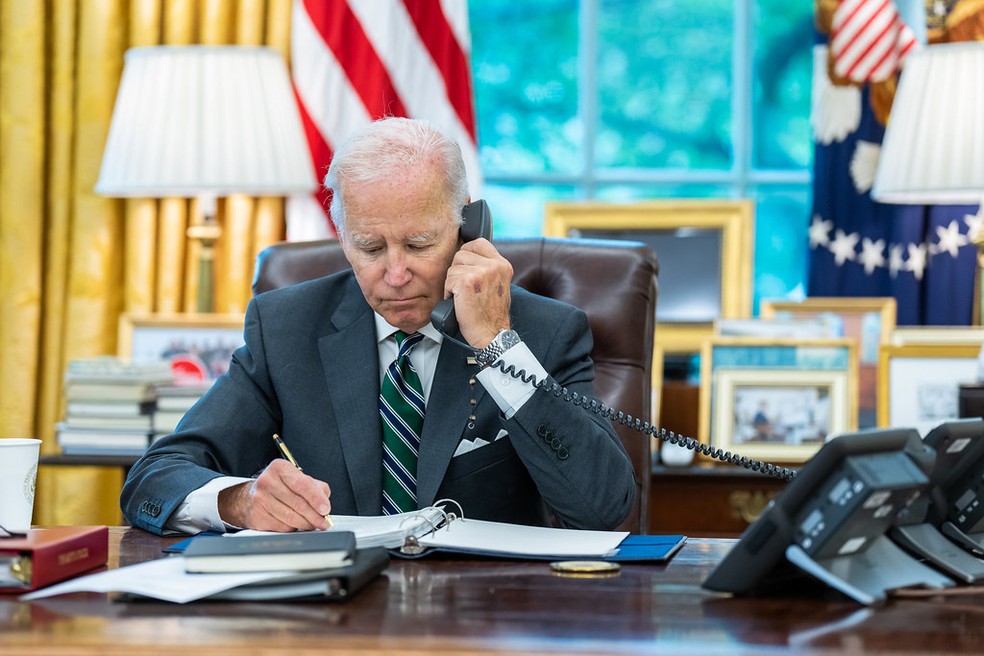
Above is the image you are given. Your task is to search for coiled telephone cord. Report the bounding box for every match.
[488,360,798,482]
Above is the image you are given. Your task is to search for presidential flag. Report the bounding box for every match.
[288,0,482,240]
[810,0,978,325]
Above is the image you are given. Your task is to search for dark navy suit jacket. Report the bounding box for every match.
[120,271,636,534]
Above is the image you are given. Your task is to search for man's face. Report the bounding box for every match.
[339,166,460,333]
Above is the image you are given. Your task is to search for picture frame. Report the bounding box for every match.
[711,368,850,464]
[759,297,897,430]
[543,199,754,355]
[877,343,981,436]
[699,337,858,465]
[890,326,984,346]
[118,312,245,383]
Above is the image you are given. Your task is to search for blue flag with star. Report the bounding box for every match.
[809,8,979,326]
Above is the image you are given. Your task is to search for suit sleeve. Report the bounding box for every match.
[119,298,281,534]
[501,306,636,530]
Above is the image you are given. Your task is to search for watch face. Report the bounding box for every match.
[500,330,521,350]
[477,330,520,365]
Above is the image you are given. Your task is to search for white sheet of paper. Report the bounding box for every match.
[20,556,294,604]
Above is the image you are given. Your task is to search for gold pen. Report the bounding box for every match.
[272,433,334,529]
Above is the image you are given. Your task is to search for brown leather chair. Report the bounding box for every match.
[252,237,659,533]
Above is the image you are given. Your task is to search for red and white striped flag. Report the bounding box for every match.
[830,0,919,84]
[288,0,482,241]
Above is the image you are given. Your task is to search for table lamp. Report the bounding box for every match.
[95,45,317,312]
[871,42,984,320]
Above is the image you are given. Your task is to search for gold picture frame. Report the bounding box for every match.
[543,199,754,355]
[877,343,981,434]
[699,337,858,465]
[890,326,984,346]
[118,312,245,383]
[711,368,851,464]
[759,297,896,430]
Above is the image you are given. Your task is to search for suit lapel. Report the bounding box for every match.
[416,338,483,508]
[318,277,382,516]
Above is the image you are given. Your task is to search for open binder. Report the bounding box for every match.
[230,501,684,562]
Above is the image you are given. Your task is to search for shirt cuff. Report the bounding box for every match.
[475,341,548,419]
[167,475,253,534]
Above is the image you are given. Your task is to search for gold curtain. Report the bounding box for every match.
[0,0,293,525]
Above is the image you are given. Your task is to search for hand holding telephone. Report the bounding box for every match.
[430,199,493,336]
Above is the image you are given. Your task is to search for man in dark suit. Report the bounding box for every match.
[120,117,636,535]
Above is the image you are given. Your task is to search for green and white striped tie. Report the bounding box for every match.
[379,331,426,514]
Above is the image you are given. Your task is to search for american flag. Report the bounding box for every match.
[830,0,918,83]
[288,0,482,240]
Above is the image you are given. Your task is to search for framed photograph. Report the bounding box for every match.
[118,313,245,383]
[543,199,754,355]
[712,369,850,463]
[759,297,896,430]
[698,337,858,465]
[878,343,981,435]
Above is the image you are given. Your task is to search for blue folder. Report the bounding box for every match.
[606,534,687,562]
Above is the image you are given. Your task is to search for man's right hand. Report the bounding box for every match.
[217,459,332,531]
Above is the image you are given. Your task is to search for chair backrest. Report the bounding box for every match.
[252,237,659,533]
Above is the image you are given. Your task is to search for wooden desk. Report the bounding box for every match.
[4,528,984,654]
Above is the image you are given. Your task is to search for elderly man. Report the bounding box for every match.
[121,117,635,535]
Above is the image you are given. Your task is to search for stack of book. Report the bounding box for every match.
[151,382,211,438]
[57,357,173,456]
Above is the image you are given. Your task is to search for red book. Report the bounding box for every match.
[0,526,109,593]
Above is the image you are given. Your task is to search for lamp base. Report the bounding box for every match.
[187,216,222,313]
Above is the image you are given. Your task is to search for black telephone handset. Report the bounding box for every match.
[430,199,493,336]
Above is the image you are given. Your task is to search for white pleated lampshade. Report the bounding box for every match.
[95,46,316,198]
[872,42,984,205]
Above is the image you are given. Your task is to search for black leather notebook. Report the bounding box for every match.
[206,546,390,602]
[182,530,356,573]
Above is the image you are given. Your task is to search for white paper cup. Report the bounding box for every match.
[0,438,41,532]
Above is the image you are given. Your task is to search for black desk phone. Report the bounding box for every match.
[920,418,984,557]
[703,427,954,604]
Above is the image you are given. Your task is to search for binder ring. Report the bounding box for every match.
[433,498,464,523]
[398,510,445,555]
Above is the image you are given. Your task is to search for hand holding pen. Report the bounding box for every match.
[273,433,334,529]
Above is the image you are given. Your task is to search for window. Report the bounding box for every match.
[469,0,814,312]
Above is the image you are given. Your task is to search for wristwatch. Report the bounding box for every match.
[475,329,521,367]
